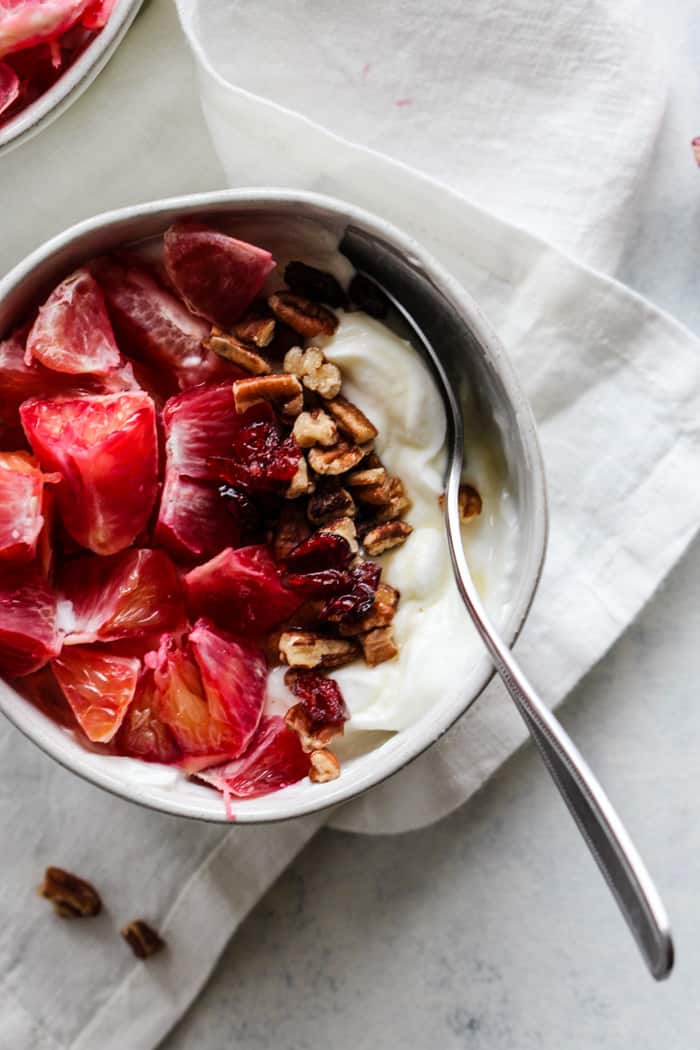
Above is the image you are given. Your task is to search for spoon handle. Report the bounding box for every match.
[449,540,674,979]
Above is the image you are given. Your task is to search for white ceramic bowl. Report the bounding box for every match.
[0,189,547,822]
[0,0,143,157]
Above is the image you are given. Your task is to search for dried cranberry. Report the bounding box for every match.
[282,569,351,597]
[231,418,301,492]
[218,484,262,543]
[288,670,349,727]
[323,561,382,623]
[282,532,353,575]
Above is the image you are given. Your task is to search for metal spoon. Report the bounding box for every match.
[340,226,674,980]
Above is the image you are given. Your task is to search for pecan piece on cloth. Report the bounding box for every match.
[284,261,348,309]
[269,292,338,338]
[439,483,483,523]
[278,630,358,669]
[292,408,338,448]
[204,329,271,375]
[283,346,342,399]
[39,867,102,918]
[349,274,390,319]
[325,395,378,443]
[309,748,341,783]
[233,373,302,414]
[121,920,165,960]
[362,520,414,556]
[360,626,399,667]
[308,440,368,476]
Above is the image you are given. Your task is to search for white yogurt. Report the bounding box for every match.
[267,311,519,734]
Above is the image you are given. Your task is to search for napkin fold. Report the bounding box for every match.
[3,0,700,1047]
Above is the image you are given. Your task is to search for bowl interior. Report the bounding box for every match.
[0,190,547,822]
[0,0,143,156]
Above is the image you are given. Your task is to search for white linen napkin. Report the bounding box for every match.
[2,0,700,1047]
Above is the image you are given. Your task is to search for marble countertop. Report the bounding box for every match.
[161,524,700,1048]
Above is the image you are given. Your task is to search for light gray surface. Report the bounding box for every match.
[161,536,700,1048]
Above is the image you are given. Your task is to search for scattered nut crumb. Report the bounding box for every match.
[439,483,482,523]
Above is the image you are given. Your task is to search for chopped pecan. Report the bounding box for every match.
[346,465,392,505]
[280,393,304,419]
[121,920,165,960]
[307,480,356,525]
[349,274,390,319]
[376,582,400,607]
[338,596,396,636]
[372,476,412,522]
[233,373,302,414]
[292,408,338,448]
[439,483,483,523]
[309,748,341,783]
[286,455,314,499]
[284,703,342,752]
[308,440,368,476]
[284,261,348,309]
[269,292,338,338]
[205,329,271,375]
[278,631,358,669]
[362,520,413,556]
[360,626,399,666]
[232,314,276,348]
[272,504,311,560]
[325,395,378,443]
[39,867,101,918]
[319,515,358,554]
[283,346,342,399]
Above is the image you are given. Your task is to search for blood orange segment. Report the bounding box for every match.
[189,617,266,760]
[184,545,303,637]
[0,563,60,677]
[0,450,58,563]
[155,468,237,561]
[162,382,243,480]
[91,257,233,392]
[20,391,158,556]
[0,60,19,114]
[0,0,92,59]
[114,669,181,764]
[25,269,120,376]
[52,645,140,742]
[164,221,276,329]
[149,625,266,772]
[19,665,76,729]
[60,548,186,645]
[80,0,115,29]
[197,716,311,800]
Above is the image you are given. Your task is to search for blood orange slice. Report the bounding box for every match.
[0,60,19,114]
[21,391,158,556]
[155,469,236,562]
[52,645,139,742]
[25,269,120,375]
[114,668,181,764]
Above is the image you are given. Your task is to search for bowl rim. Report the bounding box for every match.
[0,187,548,823]
[0,0,144,157]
